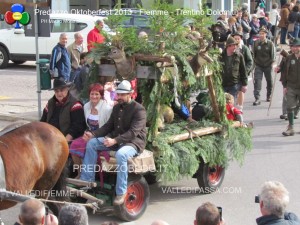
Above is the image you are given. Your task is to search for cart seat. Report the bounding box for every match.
[99,149,156,174]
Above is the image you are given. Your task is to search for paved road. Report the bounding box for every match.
[0,61,52,119]
[0,58,300,225]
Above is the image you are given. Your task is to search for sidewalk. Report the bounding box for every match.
[0,111,39,122]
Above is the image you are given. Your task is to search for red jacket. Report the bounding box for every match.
[226,103,242,121]
[87,27,105,52]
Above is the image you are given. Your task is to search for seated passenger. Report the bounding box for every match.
[40,78,86,142]
[80,80,147,206]
[225,93,253,128]
[69,83,113,178]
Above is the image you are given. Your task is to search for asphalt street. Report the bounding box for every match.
[0,56,300,225]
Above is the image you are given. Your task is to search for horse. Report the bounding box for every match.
[0,121,69,211]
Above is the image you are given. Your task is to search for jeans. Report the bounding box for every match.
[223,84,239,100]
[253,66,273,100]
[280,27,288,44]
[80,137,138,195]
[293,24,300,39]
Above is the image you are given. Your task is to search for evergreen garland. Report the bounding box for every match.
[85,0,253,183]
[152,121,252,182]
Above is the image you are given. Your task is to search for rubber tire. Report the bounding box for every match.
[12,60,26,65]
[195,161,225,193]
[114,176,149,221]
[0,46,9,69]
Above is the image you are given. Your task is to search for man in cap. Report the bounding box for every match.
[80,80,147,205]
[281,38,300,136]
[219,36,248,99]
[40,78,86,142]
[232,31,254,110]
[252,27,275,106]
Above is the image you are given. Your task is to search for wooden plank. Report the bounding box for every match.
[67,186,104,205]
[98,64,116,77]
[206,74,221,122]
[66,178,97,188]
[168,121,240,143]
[136,65,160,79]
[134,54,172,63]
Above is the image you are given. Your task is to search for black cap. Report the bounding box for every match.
[50,78,72,90]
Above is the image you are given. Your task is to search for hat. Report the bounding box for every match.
[226,36,238,46]
[50,78,72,90]
[115,80,133,94]
[259,2,265,8]
[289,38,300,46]
[259,27,268,33]
[232,31,243,38]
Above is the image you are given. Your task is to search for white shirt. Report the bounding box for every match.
[269,9,281,26]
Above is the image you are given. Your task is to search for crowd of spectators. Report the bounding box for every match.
[12,181,298,225]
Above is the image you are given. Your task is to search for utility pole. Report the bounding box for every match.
[33,0,42,118]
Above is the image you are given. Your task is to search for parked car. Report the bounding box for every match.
[0,13,114,69]
[98,9,150,34]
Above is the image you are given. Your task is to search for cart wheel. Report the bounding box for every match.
[195,162,225,193]
[115,176,149,221]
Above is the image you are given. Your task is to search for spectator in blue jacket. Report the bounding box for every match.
[50,33,71,82]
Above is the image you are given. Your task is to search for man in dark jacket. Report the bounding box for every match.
[40,78,86,142]
[80,80,147,205]
[50,33,71,82]
[232,31,254,110]
[220,36,248,99]
[253,27,275,105]
[281,38,300,136]
[256,181,300,225]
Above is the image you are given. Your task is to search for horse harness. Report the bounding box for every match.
[0,121,30,137]
[0,154,5,189]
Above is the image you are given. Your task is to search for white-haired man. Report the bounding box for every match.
[256,181,300,225]
[50,33,71,81]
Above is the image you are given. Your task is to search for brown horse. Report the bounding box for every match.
[0,121,69,210]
